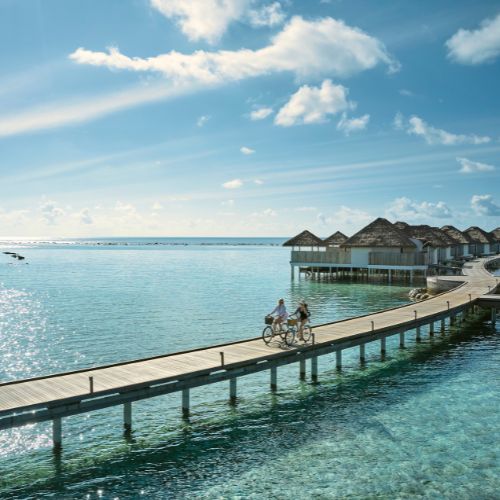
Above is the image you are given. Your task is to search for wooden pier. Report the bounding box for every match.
[0,257,498,451]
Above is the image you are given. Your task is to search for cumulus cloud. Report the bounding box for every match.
[471,194,500,216]
[251,208,277,217]
[70,16,398,84]
[386,197,452,220]
[240,146,255,155]
[395,114,490,145]
[222,179,244,189]
[336,113,369,135]
[77,208,93,225]
[457,157,495,174]
[254,178,264,185]
[248,2,286,27]
[317,206,372,227]
[275,80,354,127]
[150,0,249,44]
[399,89,414,97]
[40,200,65,225]
[250,107,273,120]
[446,14,500,65]
[196,114,210,127]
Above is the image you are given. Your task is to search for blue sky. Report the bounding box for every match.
[0,0,499,237]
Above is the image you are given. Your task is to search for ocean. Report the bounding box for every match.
[0,238,498,499]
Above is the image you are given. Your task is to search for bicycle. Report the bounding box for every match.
[262,316,295,346]
[285,319,312,345]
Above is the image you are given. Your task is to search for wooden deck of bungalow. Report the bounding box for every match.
[1,257,499,451]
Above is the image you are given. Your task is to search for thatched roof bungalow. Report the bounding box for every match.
[341,218,421,267]
[490,227,500,254]
[323,231,348,247]
[464,226,496,256]
[441,225,473,258]
[283,230,325,249]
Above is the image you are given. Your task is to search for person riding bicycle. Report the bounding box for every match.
[293,301,310,341]
[268,298,288,331]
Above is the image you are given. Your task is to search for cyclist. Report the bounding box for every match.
[294,301,310,341]
[268,298,288,332]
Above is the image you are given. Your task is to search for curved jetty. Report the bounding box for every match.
[0,257,498,451]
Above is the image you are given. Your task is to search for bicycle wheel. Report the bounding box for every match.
[302,325,312,343]
[285,327,296,347]
[262,326,274,345]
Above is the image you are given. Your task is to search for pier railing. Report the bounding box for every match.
[291,249,351,264]
[368,252,425,266]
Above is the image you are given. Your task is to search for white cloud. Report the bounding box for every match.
[254,178,264,185]
[40,200,65,225]
[399,89,414,97]
[316,206,371,228]
[240,146,255,155]
[295,206,317,212]
[248,2,286,27]
[251,208,277,217]
[250,107,273,120]
[275,80,354,127]
[395,114,491,145]
[0,83,187,138]
[70,16,398,84]
[152,201,164,210]
[457,157,495,174]
[386,197,452,220]
[336,113,369,135]
[471,194,500,216]
[221,199,235,206]
[446,14,500,65]
[222,179,244,189]
[196,114,210,127]
[150,0,249,44]
[77,208,93,225]
[115,201,137,214]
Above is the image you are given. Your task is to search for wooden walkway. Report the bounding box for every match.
[0,256,498,448]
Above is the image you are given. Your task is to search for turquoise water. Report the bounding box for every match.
[0,240,498,499]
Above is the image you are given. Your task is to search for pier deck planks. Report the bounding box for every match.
[0,257,498,420]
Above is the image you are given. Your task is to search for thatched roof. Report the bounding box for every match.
[441,225,472,244]
[282,230,325,247]
[323,231,348,246]
[432,227,458,246]
[464,226,495,244]
[490,227,500,242]
[394,221,409,231]
[399,224,450,247]
[341,218,416,248]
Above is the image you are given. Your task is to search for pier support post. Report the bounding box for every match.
[311,357,318,383]
[399,331,405,348]
[182,389,190,418]
[450,315,456,326]
[441,318,445,332]
[380,337,386,356]
[416,327,421,342]
[270,367,277,391]
[229,378,237,404]
[52,417,62,451]
[124,402,132,433]
[336,350,342,370]
[359,343,366,363]
[429,322,434,337]
[299,359,306,380]
[492,309,497,326]
[290,265,295,281]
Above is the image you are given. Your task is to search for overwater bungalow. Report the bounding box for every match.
[490,227,500,254]
[282,230,325,251]
[323,231,348,247]
[287,218,427,281]
[394,223,452,265]
[464,226,495,256]
[441,225,473,259]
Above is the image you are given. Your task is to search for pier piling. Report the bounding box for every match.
[229,378,237,404]
[299,359,306,380]
[311,357,318,382]
[270,367,277,391]
[399,331,405,348]
[359,343,366,363]
[380,337,386,356]
[124,402,132,433]
[182,389,190,418]
[52,417,62,451]
[336,350,342,370]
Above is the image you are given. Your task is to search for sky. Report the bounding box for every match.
[0,0,499,238]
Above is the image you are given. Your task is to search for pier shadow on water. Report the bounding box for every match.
[1,316,499,499]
